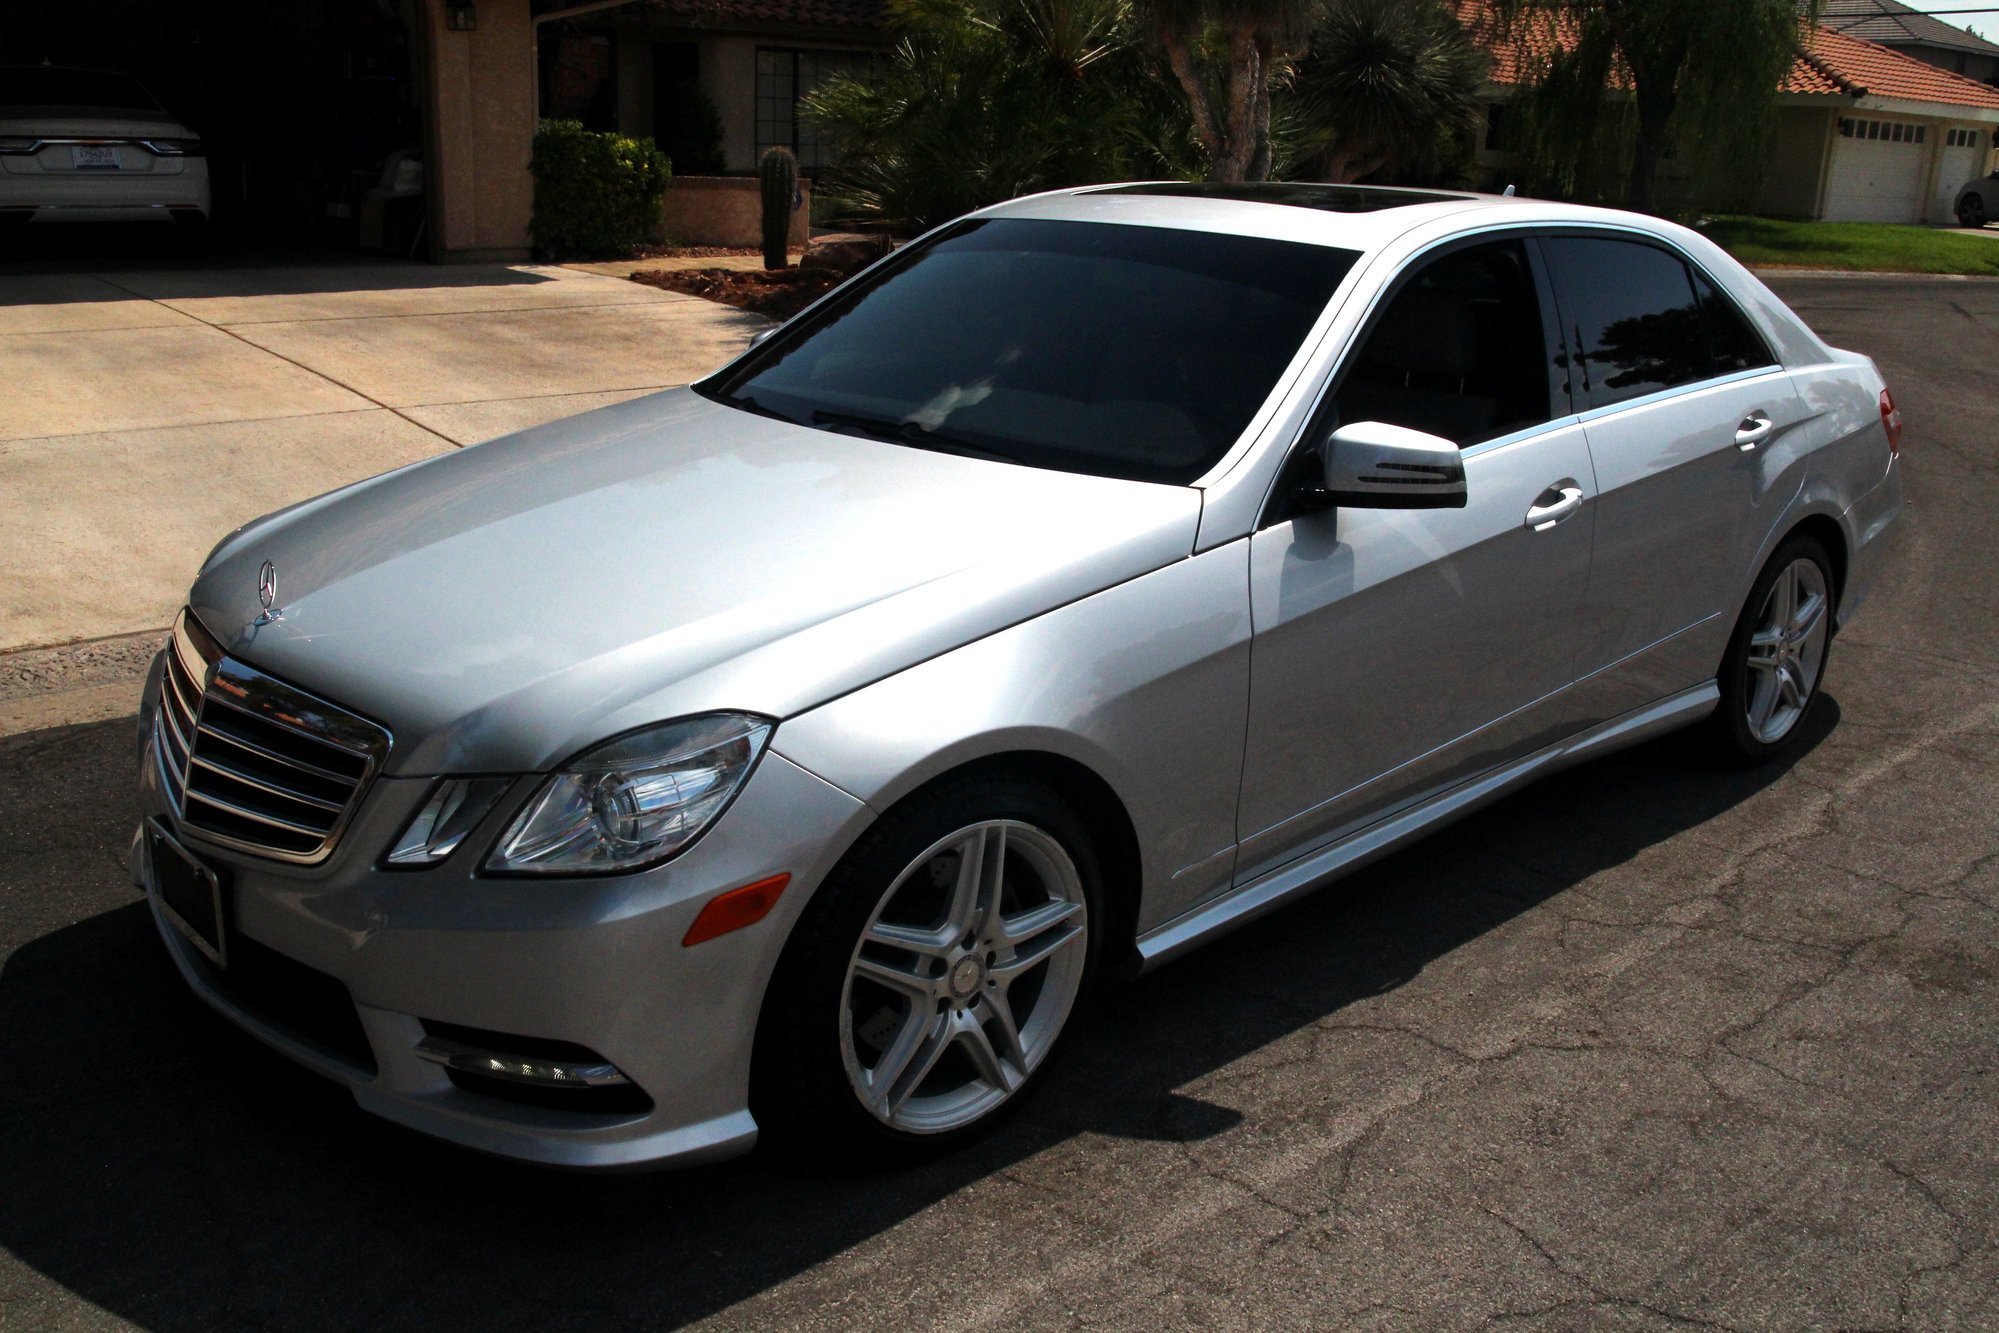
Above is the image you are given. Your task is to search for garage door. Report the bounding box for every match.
[1826,117,1927,223]
[1936,128,1986,222]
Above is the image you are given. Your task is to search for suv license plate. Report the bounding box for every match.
[71,145,120,169]
[149,821,227,967]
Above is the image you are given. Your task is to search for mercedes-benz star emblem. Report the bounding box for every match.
[254,560,282,626]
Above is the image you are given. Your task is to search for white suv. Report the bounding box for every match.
[0,66,209,227]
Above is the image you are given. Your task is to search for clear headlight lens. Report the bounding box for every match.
[484,714,772,875]
[385,778,514,866]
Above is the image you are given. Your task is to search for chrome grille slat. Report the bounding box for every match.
[187,753,349,812]
[184,786,331,838]
[193,722,358,786]
[150,609,391,865]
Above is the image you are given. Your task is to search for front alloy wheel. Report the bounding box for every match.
[754,776,1101,1156]
[841,820,1088,1134]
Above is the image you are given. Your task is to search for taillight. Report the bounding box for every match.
[1879,388,1901,458]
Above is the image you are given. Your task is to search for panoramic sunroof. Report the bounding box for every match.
[1093,182,1472,212]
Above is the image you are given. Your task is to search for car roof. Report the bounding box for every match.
[972,182,1673,256]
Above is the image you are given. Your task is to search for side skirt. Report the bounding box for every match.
[1134,682,1720,970]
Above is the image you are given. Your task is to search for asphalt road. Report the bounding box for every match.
[1,276,1994,1332]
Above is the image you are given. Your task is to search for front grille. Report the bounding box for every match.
[153,609,391,864]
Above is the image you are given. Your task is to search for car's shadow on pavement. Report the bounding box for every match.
[0,699,1838,1331]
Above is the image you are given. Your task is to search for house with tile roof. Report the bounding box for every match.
[537,0,891,176]
[1457,0,1999,223]
[1820,0,1999,85]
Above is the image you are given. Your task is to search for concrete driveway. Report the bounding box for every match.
[0,259,764,654]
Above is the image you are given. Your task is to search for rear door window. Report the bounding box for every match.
[1693,271,1778,375]
[1541,237,1710,410]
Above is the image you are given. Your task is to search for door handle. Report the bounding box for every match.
[1524,484,1585,531]
[1736,412,1774,451]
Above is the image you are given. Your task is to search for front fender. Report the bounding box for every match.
[771,541,1254,935]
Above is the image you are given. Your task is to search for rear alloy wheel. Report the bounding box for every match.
[755,777,1099,1156]
[1961,196,1988,229]
[1711,536,1834,762]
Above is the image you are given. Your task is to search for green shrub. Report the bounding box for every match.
[529,119,672,260]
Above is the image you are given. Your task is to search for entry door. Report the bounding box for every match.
[1236,239,1595,884]
[1538,235,1809,723]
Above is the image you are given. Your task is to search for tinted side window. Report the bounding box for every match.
[1333,240,1552,447]
[1542,238,1707,410]
[1693,271,1777,374]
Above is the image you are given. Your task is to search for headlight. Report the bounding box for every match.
[484,714,772,875]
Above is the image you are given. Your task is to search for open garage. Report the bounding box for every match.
[9,1,431,256]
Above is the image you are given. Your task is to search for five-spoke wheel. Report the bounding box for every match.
[841,820,1087,1133]
[755,776,1100,1155]
[1712,534,1835,761]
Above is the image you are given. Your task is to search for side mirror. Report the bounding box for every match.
[1318,421,1467,509]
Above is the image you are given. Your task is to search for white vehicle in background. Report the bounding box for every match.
[0,65,209,227]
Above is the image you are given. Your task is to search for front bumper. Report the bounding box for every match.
[132,659,872,1170]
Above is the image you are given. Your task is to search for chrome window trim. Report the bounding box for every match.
[1571,365,1792,427]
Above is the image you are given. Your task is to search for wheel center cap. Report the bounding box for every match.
[950,956,984,997]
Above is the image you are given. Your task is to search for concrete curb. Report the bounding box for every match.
[1751,266,1999,282]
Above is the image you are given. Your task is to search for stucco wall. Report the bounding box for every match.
[701,35,762,172]
[423,0,535,261]
[1759,106,1837,219]
[660,175,812,248]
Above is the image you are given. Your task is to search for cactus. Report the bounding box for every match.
[758,147,798,270]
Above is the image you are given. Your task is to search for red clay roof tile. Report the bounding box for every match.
[1453,0,1999,111]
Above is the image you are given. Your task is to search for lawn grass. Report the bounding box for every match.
[1697,215,1999,276]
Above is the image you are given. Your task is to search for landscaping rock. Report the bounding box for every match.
[800,232,892,276]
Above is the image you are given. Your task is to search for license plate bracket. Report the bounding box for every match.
[148,820,228,968]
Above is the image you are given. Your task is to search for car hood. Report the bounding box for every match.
[190,389,1201,775]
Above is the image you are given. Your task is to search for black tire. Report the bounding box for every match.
[752,772,1104,1161]
[1708,533,1836,764]
[1960,196,1988,229]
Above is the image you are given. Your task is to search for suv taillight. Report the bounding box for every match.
[1880,389,1902,458]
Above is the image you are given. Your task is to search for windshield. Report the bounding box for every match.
[1,69,163,113]
[701,219,1359,485]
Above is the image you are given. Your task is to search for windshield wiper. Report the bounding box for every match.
[810,409,1021,465]
[718,392,803,426]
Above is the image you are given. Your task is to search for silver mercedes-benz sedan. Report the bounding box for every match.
[133,183,1902,1169]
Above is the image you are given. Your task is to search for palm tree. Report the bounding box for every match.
[804,0,1188,231]
[1136,0,1315,182]
[1288,0,1488,184]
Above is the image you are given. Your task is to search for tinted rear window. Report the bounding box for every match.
[703,219,1358,485]
[1542,237,1708,410]
[1,69,161,112]
[1693,270,1777,375]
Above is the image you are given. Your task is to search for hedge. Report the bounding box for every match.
[529,119,672,260]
